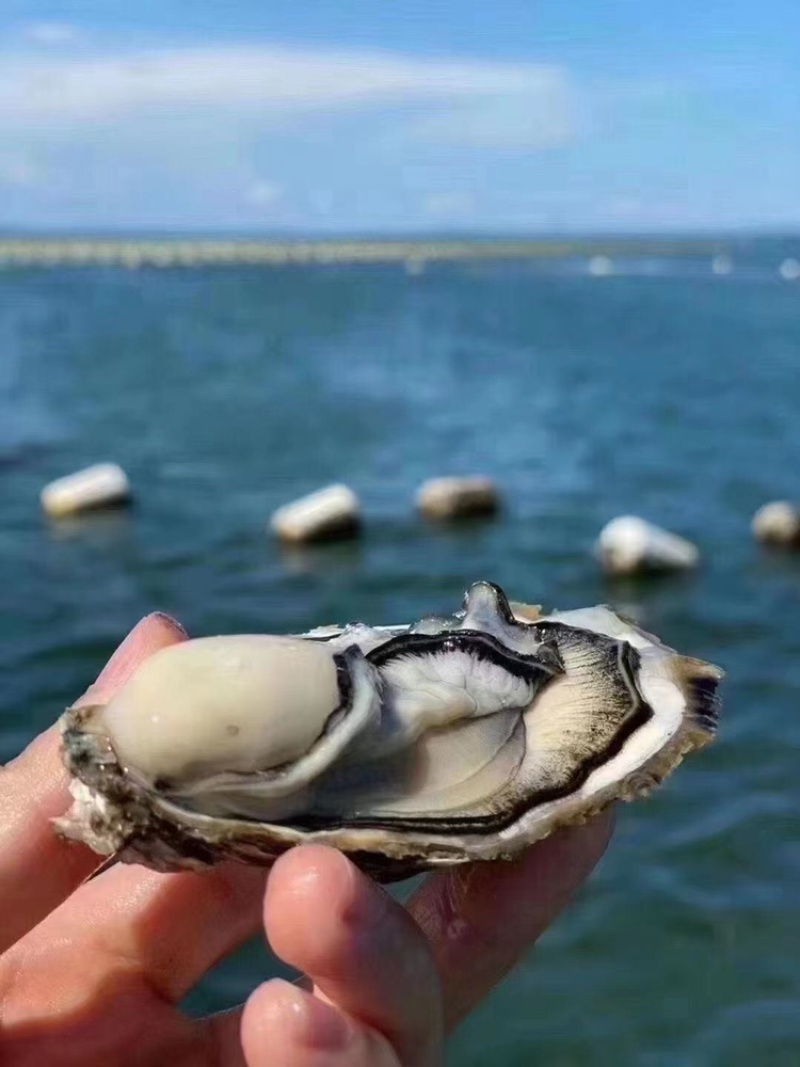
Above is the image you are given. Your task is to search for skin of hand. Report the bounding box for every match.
[0,614,613,1067]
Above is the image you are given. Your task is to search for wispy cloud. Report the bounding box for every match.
[0,42,572,138]
[0,37,576,229]
[0,16,797,231]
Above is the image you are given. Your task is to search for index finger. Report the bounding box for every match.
[0,612,187,953]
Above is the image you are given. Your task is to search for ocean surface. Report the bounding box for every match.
[2,239,800,1065]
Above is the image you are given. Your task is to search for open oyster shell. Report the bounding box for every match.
[56,583,722,880]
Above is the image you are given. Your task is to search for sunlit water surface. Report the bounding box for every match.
[2,243,800,1065]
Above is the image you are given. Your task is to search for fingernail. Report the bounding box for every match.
[144,611,188,637]
[73,612,187,707]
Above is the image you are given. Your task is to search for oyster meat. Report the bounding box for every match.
[56,582,722,879]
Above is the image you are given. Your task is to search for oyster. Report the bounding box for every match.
[56,582,722,880]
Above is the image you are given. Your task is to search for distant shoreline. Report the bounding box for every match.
[0,234,743,268]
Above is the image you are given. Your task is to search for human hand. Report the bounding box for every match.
[0,613,612,1066]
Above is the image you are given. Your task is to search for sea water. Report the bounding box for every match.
[2,241,800,1064]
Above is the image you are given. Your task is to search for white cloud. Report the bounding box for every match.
[0,38,577,229]
[0,42,572,132]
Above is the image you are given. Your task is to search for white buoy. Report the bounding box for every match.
[712,254,732,275]
[751,501,800,547]
[588,255,613,277]
[41,463,132,518]
[779,258,800,282]
[270,484,361,543]
[416,476,500,521]
[596,516,699,576]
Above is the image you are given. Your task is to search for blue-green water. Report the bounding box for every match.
[2,244,800,1064]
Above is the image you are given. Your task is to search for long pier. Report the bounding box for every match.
[0,236,725,269]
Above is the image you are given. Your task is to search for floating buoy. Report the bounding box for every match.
[751,501,800,547]
[270,484,361,543]
[779,258,800,282]
[588,255,613,277]
[416,476,499,521]
[712,254,732,275]
[41,463,132,518]
[596,516,699,576]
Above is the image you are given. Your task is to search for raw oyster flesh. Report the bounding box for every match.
[56,582,722,879]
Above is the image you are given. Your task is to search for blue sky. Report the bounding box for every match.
[1,1,798,233]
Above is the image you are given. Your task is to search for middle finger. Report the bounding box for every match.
[265,846,443,1067]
